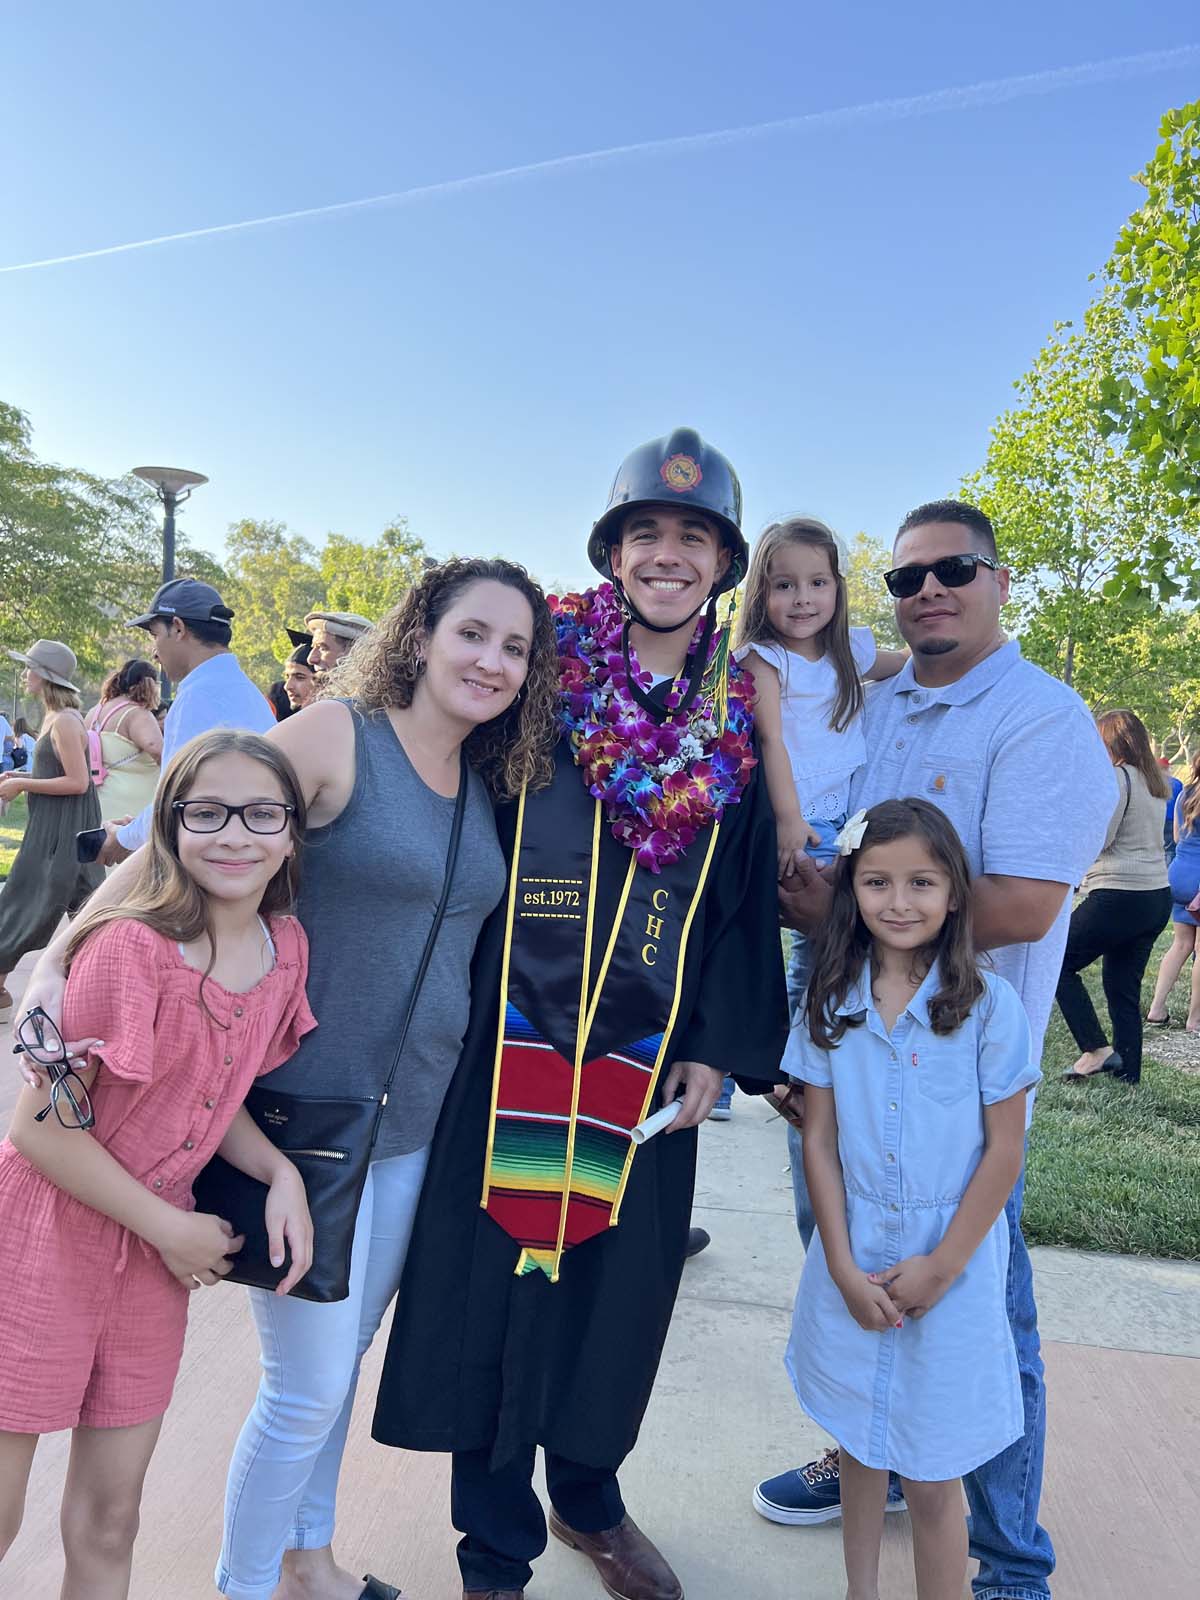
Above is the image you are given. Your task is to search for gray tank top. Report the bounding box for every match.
[266,703,507,1158]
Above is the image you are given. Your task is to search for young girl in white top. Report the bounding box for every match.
[735,517,906,1004]
[785,798,1037,1600]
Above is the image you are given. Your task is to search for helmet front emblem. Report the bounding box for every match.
[659,453,703,493]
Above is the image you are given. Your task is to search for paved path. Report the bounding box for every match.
[2,944,1198,1597]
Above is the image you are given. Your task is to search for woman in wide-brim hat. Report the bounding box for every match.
[0,641,103,1022]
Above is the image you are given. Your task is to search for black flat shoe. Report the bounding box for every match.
[1062,1051,1123,1082]
[1144,1013,1171,1028]
[360,1576,403,1599]
[1102,1059,1140,1084]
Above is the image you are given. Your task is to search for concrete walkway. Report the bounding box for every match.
[2,941,1198,1597]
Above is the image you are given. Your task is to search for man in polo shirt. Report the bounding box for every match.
[304,609,373,674]
[761,501,1115,1600]
[96,578,275,864]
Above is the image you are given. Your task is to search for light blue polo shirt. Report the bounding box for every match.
[851,640,1116,1077]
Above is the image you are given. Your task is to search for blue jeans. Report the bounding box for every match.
[786,1138,1052,1596]
[215,1148,429,1599]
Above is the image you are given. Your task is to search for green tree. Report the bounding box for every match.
[962,290,1198,689]
[319,517,431,621]
[0,400,220,689]
[222,519,325,686]
[843,531,902,649]
[1101,100,1200,524]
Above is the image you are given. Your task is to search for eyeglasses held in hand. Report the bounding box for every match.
[14,1007,95,1131]
[883,552,1000,600]
[172,800,296,835]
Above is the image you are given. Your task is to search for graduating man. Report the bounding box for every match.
[373,430,788,1600]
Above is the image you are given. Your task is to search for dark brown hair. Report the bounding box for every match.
[323,557,558,799]
[735,517,863,732]
[805,797,984,1050]
[99,658,160,709]
[1096,709,1169,801]
[65,729,305,1016]
[1180,750,1200,834]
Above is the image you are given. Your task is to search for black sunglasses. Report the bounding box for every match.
[13,1008,95,1131]
[883,552,1000,600]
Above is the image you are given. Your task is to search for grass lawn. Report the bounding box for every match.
[1025,925,1200,1261]
[0,794,27,877]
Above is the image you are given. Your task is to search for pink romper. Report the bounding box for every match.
[0,916,316,1433]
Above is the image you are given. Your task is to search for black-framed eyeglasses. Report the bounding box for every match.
[883,552,1000,600]
[172,800,296,835]
[14,1008,95,1131]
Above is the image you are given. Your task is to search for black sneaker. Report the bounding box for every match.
[752,1449,907,1525]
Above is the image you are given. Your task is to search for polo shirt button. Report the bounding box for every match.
[204,1098,215,1109]
[889,1202,899,1213]
[886,1152,896,1163]
[153,1178,163,1189]
[183,1140,195,1151]
[234,1007,244,1018]
[906,715,918,725]
[224,1055,233,1066]
[889,1101,897,1111]
[911,692,923,704]
[895,738,904,749]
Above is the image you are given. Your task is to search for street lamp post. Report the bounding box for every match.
[131,466,208,696]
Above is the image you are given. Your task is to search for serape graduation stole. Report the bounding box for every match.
[481,749,719,1281]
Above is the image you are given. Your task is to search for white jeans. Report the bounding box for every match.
[215,1147,430,1600]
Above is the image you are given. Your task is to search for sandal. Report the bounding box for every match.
[1144,1011,1171,1028]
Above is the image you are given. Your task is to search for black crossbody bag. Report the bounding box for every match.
[191,752,468,1303]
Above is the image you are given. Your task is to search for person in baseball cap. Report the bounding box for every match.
[95,575,274,866]
[303,610,373,673]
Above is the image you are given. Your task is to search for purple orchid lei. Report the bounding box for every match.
[549,583,757,873]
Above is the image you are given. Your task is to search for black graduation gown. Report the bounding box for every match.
[371,739,788,1471]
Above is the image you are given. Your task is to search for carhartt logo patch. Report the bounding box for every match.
[660,453,702,493]
[930,774,947,794]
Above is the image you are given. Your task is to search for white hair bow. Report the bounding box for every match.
[835,809,869,856]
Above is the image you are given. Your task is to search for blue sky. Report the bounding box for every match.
[3,4,1197,593]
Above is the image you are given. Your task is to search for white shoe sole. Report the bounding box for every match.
[707,1106,732,1121]
[751,1485,907,1525]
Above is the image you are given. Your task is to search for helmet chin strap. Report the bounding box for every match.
[618,586,718,722]
[610,574,712,635]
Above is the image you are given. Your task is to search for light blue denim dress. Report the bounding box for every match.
[784,964,1040,1481]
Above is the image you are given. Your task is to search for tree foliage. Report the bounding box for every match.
[0,401,221,691]
[319,518,431,621]
[222,519,326,687]
[843,531,903,650]
[1101,100,1200,521]
[963,290,1198,699]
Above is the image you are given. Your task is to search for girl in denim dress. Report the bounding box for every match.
[785,798,1039,1600]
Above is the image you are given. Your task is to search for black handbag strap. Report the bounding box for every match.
[374,749,470,1126]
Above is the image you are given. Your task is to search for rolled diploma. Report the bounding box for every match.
[631,1099,682,1145]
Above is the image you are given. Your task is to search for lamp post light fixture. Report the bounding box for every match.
[131,467,208,697]
[131,466,208,586]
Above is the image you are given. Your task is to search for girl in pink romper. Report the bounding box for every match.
[0,729,317,1600]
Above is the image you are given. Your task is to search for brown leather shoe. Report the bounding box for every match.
[549,1509,683,1600]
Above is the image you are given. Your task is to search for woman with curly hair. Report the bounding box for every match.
[206,557,558,1600]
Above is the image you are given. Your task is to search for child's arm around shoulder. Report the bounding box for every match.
[863,647,909,682]
[740,647,821,874]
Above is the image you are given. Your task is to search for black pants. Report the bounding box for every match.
[1055,887,1171,1079]
[452,1445,626,1591]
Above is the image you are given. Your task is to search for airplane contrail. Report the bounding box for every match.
[4,44,1197,275]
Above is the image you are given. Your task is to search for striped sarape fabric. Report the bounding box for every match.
[482,1003,663,1279]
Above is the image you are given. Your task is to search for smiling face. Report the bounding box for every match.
[852,834,955,957]
[891,520,1009,682]
[173,750,295,907]
[416,578,534,729]
[609,506,730,632]
[765,540,839,654]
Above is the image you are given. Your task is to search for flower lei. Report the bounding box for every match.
[549,583,757,873]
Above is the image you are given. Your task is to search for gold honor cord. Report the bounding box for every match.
[481,784,528,1209]
[609,819,720,1226]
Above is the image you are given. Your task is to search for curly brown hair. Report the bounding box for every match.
[322,557,558,799]
[805,798,984,1050]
